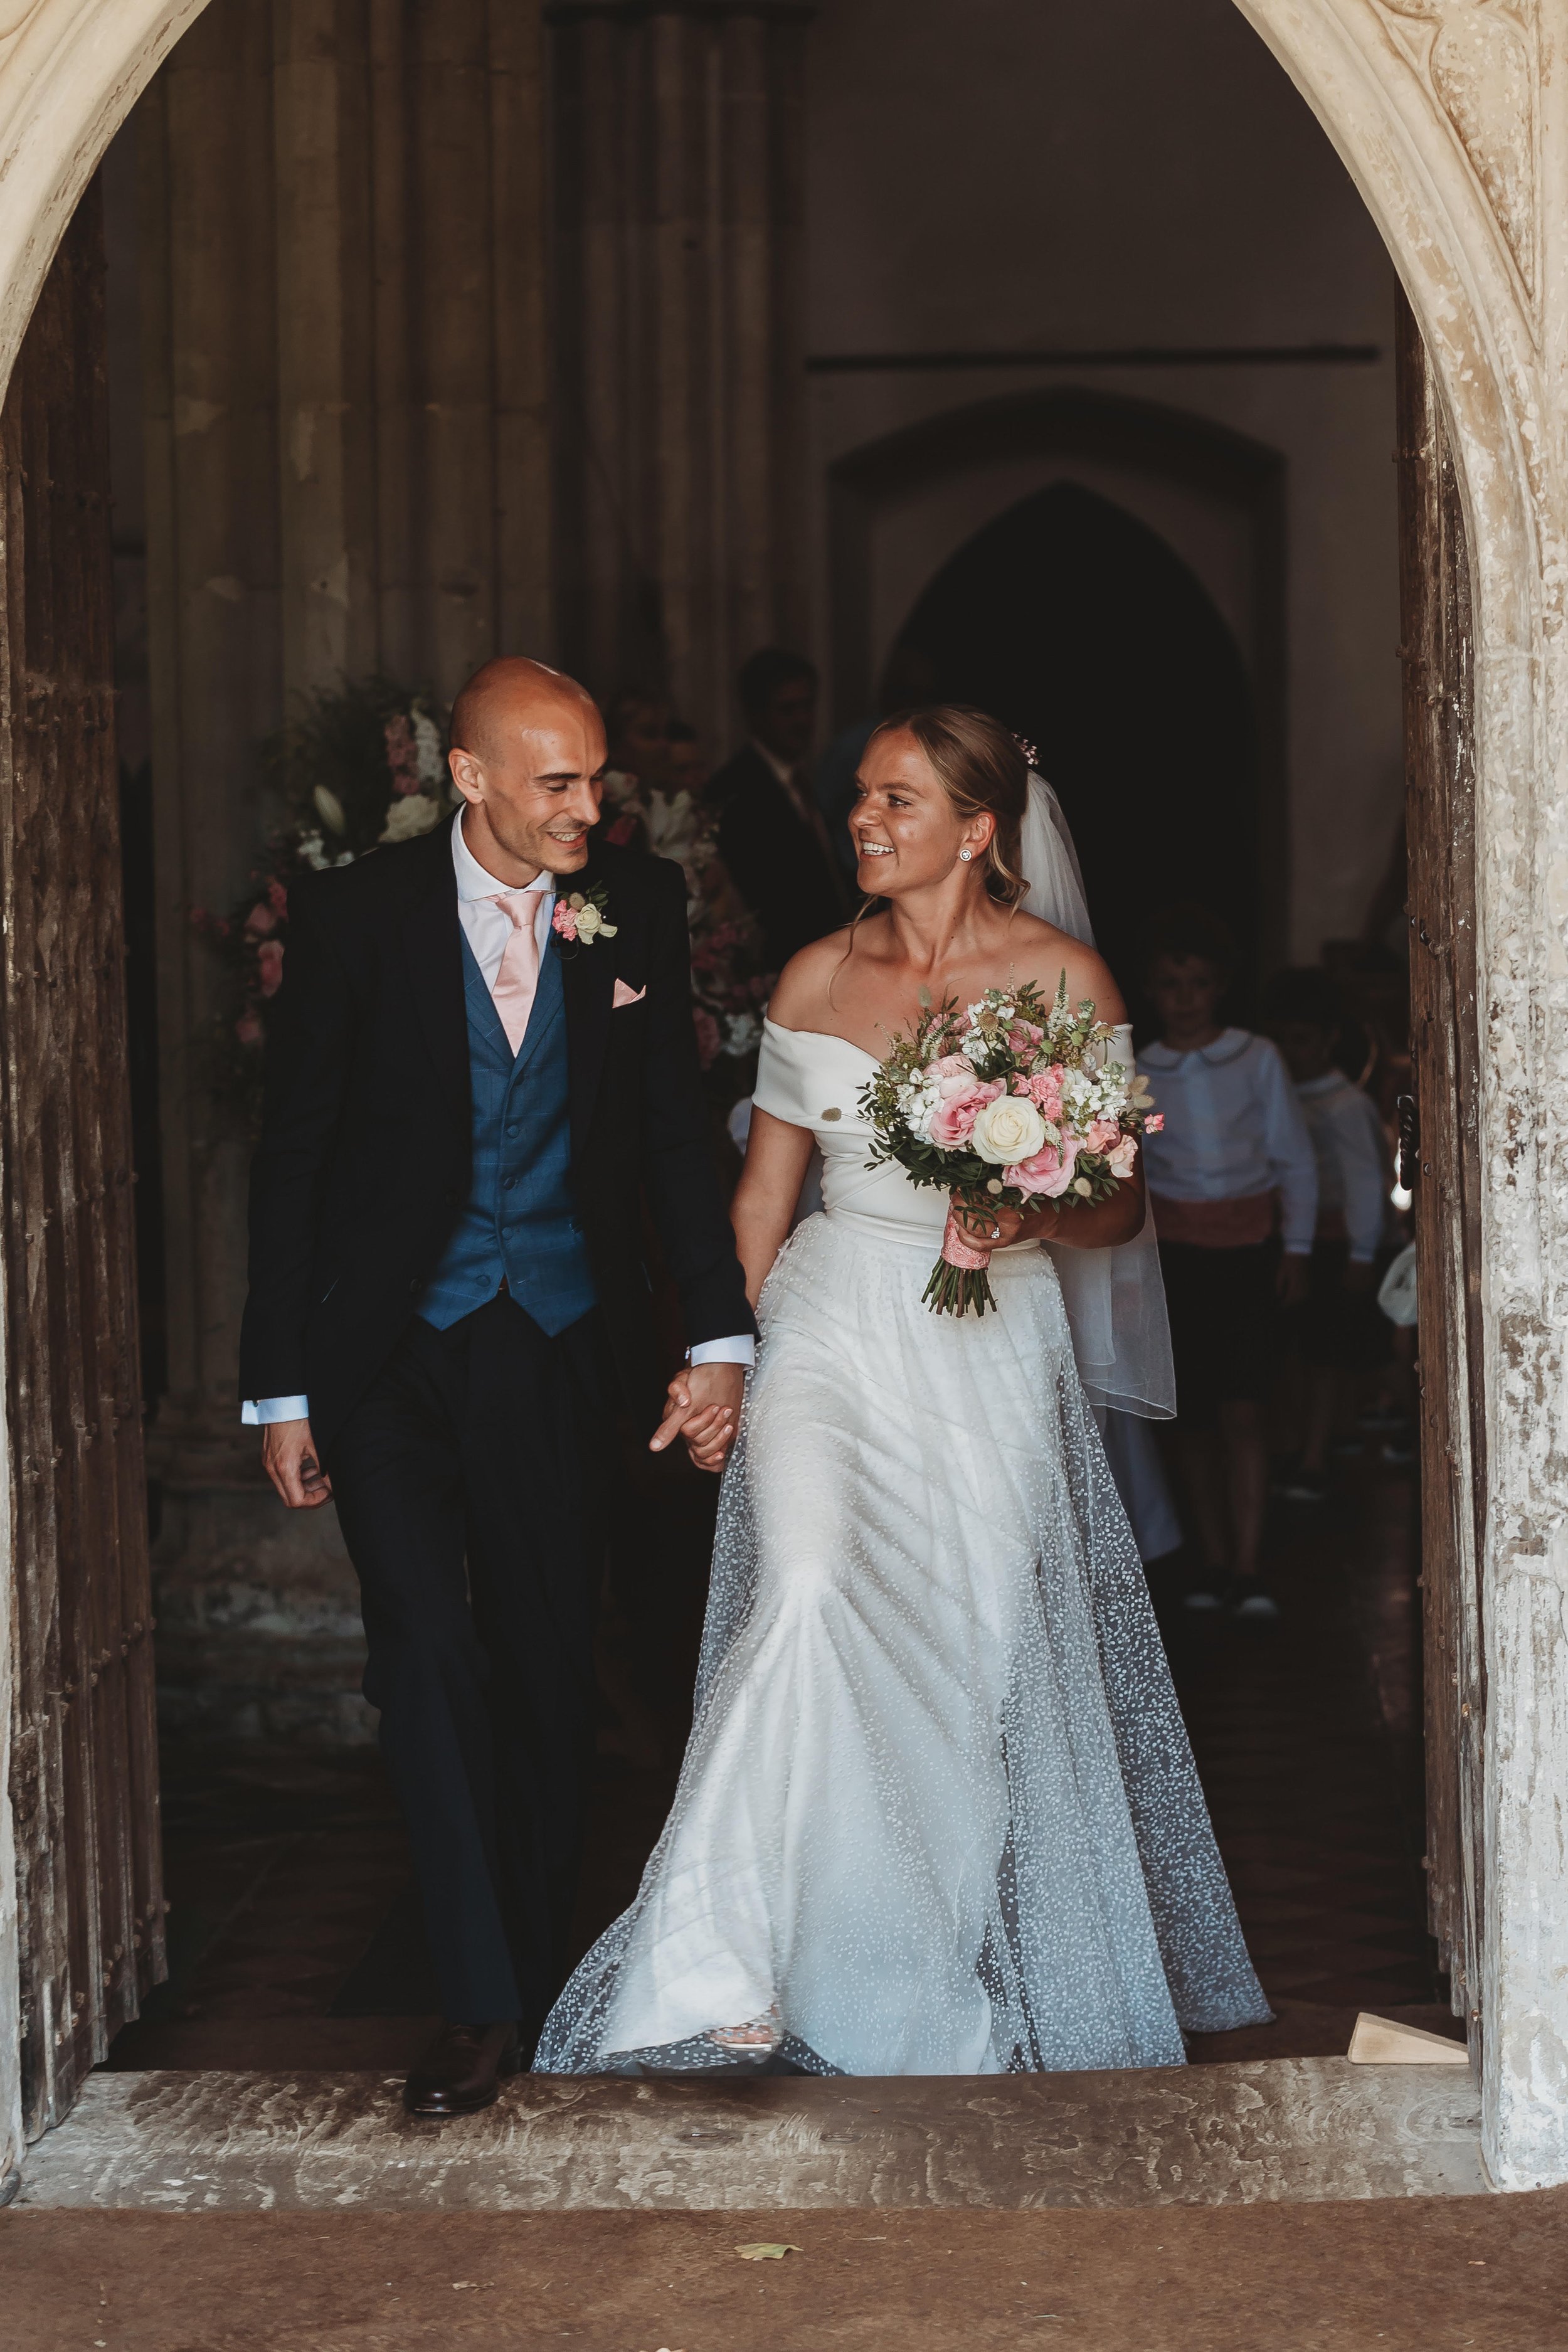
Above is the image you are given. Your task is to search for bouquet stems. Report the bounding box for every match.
[921,1256,997,1317]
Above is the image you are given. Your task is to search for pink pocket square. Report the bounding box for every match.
[613,978,647,1008]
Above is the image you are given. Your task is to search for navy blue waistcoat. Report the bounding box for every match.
[416,928,598,1335]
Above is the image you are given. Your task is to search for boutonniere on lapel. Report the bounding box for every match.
[551,884,618,950]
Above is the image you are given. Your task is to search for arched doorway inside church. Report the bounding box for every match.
[893,479,1263,1002]
[0,0,1502,2191]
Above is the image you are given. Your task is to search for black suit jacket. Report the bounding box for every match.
[239,826,753,1461]
[709,744,846,972]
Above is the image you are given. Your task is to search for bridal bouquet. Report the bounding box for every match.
[859,977,1162,1317]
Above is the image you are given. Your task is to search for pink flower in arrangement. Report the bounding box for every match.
[245,901,278,938]
[268,878,289,918]
[551,901,580,943]
[1106,1136,1138,1180]
[926,1073,1001,1143]
[384,712,423,796]
[1004,1136,1081,1198]
[235,1011,263,1047]
[1024,1064,1066,1118]
[256,939,285,998]
[1145,1114,1164,1133]
[1086,1117,1121,1154]
[1007,1022,1044,1057]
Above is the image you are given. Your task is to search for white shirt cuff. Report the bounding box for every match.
[689,1337,755,1370]
[242,1395,310,1426]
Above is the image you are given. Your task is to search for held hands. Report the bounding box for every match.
[650,1360,746,1474]
[261,1417,334,1510]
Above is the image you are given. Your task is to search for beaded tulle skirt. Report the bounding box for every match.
[534,1212,1270,2077]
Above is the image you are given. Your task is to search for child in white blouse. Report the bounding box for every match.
[1140,909,1318,1621]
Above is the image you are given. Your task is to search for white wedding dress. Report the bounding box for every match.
[534,1019,1271,2077]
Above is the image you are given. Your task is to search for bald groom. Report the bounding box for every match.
[240,659,754,2114]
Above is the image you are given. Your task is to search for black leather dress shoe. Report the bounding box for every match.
[403,2021,522,2116]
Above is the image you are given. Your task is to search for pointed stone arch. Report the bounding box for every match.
[0,0,1562,2191]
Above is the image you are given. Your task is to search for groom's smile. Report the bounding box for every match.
[446,655,608,890]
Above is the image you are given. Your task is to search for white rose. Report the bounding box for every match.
[971,1094,1047,1166]
[412,707,445,788]
[379,793,443,844]
[575,901,603,939]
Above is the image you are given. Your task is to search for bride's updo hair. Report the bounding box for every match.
[868,704,1030,906]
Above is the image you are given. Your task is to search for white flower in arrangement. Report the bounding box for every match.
[724,1010,763,1056]
[644,788,702,861]
[575,901,605,940]
[971,1094,1048,1167]
[296,830,332,871]
[412,706,445,789]
[380,793,444,845]
[314,784,347,836]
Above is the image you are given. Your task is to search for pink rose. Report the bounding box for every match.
[1086,1117,1121,1154]
[256,939,285,997]
[926,1053,975,1085]
[929,1077,1002,1148]
[244,901,277,937]
[1007,1022,1044,1057]
[384,712,423,795]
[552,902,580,943]
[1145,1113,1164,1133]
[1005,1136,1081,1198]
[1106,1136,1138,1180]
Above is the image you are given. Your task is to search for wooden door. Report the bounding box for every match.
[1394,290,1486,2055]
[0,179,166,2137]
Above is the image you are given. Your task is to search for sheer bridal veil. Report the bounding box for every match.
[1019,772,1175,1421]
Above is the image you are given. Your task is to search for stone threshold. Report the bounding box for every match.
[16,2057,1485,2212]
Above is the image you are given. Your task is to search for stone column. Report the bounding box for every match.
[135,0,551,1740]
[551,0,812,750]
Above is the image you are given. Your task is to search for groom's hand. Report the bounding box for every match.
[649,1362,744,1473]
[261,1417,334,1509]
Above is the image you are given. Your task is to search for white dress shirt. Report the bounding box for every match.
[1295,1069,1389,1263]
[1139,1027,1318,1256]
[243,811,751,1426]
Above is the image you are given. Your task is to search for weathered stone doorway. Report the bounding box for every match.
[1,0,1565,2201]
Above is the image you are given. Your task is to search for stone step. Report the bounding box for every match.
[17,2057,1485,2212]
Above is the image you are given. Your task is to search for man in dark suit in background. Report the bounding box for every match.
[707,647,847,970]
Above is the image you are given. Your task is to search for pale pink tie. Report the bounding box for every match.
[489,891,541,1054]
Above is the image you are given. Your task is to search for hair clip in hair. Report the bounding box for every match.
[1010,732,1040,770]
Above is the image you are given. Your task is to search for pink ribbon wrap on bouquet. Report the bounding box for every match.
[941,1209,995,1274]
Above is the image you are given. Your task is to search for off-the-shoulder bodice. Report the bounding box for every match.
[753,1018,1036,1253]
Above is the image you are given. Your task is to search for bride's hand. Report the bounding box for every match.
[649,1360,745,1473]
[950,1194,1062,1251]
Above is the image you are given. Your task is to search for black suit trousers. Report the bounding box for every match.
[329,1294,608,2028]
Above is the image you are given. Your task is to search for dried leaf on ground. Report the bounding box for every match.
[734,2242,802,2262]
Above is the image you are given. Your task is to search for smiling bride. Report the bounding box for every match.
[534,704,1270,2077]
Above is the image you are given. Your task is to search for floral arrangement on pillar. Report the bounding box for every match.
[192,677,453,1133]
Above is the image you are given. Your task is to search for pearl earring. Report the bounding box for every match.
[959,849,973,862]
